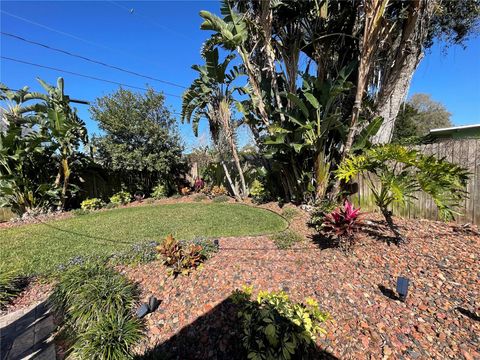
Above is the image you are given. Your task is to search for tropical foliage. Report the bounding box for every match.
[0,78,87,214]
[321,200,362,251]
[232,285,328,360]
[336,144,469,242]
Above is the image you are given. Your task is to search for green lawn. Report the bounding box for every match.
[0,203,287,276]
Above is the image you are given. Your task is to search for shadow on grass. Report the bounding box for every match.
[136,296,338,360]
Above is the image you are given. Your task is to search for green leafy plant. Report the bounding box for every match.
[281,207,299,222]
[50,262,143,360]
[309,199,339,231]
[250,179,268,203]
[270,230,303,249]
[151,184,167,199]
[231,286,328,360]
[105,202,118,210]
[337,144,469,242]
[110,191,131,206]
[80,198,104,211]
[109,241,159,266]
[212,194,230,203]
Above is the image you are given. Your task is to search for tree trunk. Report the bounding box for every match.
[372,0,436,144]
[371,53,422,144]
[221,160,241,201]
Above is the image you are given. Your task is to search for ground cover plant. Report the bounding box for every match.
[0,203,287,276]
[110,191,132,206]
[270,230,303,250]
[50,261,144,360]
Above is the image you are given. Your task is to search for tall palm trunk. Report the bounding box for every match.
[221,160,241,201]
[219,100,247,197]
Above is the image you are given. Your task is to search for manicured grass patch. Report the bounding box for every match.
[0,203,287,276]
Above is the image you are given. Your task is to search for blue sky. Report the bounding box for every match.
[1,1,479,151]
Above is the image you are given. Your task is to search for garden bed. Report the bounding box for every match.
[119,209,479,359]
[2,200,479,359]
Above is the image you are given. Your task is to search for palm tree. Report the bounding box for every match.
[182,48,246,200]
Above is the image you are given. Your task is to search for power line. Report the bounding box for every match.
[1,32,186,89]
[1,56,182,98]
[0,10,164,69]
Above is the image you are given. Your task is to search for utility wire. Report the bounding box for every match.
[1,32,186,89]
[0,10,165,68]
[1,56,182,98]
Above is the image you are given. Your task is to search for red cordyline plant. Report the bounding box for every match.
[321,200,362,252]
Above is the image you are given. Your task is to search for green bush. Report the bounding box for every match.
[281,207,299,222]
[151,184,167,199]
[71,208,90,216]
[80,198,104,211]
[250,179,267,203]
[50,262,143,360]
[309,199,338,231]
[110,191,132,206]
[212,194,230,203]
[0,265,20,308]
[232,286,328,360]
[193,193,208,202]
[270,230,303,249]
[105,202,118,210]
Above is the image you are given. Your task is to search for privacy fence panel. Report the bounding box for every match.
[354,139,480,225]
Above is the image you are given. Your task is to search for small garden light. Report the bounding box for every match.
[136,296,160,319]
[396,276,410,302]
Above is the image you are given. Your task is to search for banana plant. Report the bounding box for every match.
[182,48,247,200]
[264,68,353,201]
[37,78,88,210]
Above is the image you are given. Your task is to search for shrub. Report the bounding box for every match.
[321,200,362,252]
[50,262,143,360]
[105,202,118,210]
[151,184,167,199]
[194,178,205,192]
[80,198,104,211]
[232,286,328,359]
[0,266,21,308]
[250,179,267,203]
[156,234,217,277]
[212,194,230,203]
[193,193,208,202]
[281,207,299,222]
[71,208,90,216]
[210,185,227,197]
[270,230,303,249]
[110,191,132,206]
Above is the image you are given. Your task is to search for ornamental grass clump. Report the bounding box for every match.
[0,265,21,308]
[50,261,144,360]
[231,286,328,360]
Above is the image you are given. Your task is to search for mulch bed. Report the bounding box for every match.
[120,206,479,360]
[2,200,479,359]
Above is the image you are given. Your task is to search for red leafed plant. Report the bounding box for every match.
[321,200,362,252]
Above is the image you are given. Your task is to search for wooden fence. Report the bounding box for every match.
[353,139,480,225]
